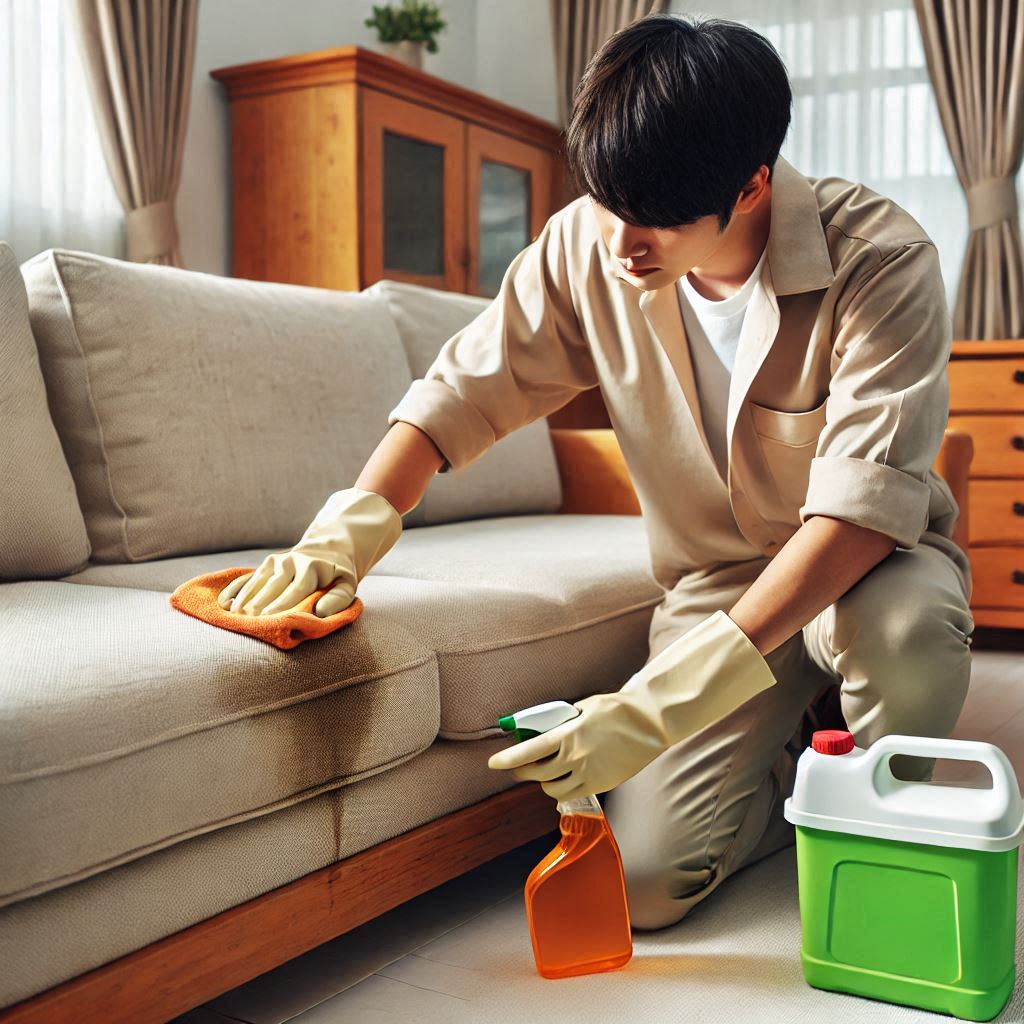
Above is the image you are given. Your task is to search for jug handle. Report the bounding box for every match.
[865,734,1018,812]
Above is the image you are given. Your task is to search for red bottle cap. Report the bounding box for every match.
[811,729,855,755]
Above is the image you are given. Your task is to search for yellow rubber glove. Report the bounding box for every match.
[217,487,403,617]
[487,610,777,802]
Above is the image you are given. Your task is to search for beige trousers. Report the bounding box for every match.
[601,530,974,931]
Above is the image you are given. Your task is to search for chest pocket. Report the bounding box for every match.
[749,397,828,509]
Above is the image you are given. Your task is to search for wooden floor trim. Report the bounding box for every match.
[0,784,559,1024]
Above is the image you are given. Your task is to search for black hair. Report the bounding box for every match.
[564,12,792,232]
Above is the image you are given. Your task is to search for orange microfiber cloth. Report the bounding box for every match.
[169,567,363,650]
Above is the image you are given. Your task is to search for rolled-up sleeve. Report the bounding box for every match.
[386,211,599,473]
[799,241,951,548]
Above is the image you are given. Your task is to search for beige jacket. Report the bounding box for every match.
[387,154,960,592]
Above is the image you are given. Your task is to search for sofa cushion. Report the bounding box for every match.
[0,242,90,580]
[20,250,416,563]
[60,514,663,737]
[365,279,563,525]
[0,579,439,908]
[366,514,663,735]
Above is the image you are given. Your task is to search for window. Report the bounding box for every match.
[1,0,124,262]
[671,0,1024,310]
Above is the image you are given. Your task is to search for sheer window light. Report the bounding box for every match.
[671,0,1024,312]
[1,0,124,263]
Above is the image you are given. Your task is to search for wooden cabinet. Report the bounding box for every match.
[949,340,1024,628]
[210,45,573,296]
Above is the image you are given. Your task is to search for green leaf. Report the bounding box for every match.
[365,0,447,47]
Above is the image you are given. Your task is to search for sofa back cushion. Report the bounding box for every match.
[364,279,562,525]
[22,250,415,562]
[0,243,91,580]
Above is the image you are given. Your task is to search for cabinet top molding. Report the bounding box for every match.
[210,44,565,152]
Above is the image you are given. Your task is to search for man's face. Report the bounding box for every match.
[589,199,730,290]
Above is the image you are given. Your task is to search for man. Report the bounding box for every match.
[220,13,974,930]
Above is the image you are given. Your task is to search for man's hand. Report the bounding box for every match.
[217,487,403,617]
[486,690,668,802]
[487,610,777,802]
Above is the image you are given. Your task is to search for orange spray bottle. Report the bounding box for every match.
[497,700,633,980]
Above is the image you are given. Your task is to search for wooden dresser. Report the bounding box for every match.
[210,45,574,297]
[949,340,1024,628]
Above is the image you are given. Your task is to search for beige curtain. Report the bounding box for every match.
[913,0,1024,339]
[550,0,669,129]
[70,0,198,267]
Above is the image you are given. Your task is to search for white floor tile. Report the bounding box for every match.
[169,1005,248,1023]
[953,650,1024,742]
[290,973,470,1024]
[376,951,496,1000]
[986,706,1024,790]
[207,834,556,1024]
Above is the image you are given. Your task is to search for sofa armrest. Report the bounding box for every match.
[936,428,973,553]
[551,427,974,551]
[550,428,640,514]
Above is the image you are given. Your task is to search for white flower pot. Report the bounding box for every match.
[383,40,426,69]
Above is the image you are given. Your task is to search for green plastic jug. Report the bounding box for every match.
[784,730,1024,1021]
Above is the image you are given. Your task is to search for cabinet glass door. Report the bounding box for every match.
[478,160,531,297]
[467,124,552,298]
[382,130,446,276]
[362,89,466,291]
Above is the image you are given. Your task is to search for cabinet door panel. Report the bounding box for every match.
[382,130,446,275]
[478,160,532,296]
[466,124,553,298]
[361,88,466,291]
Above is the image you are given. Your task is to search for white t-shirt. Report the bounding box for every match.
[676,243,768,480]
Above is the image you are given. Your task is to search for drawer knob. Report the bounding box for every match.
[1015,502,1024,516]
[1014,570,1024,586]
[1014,369,1024,384]
[1013,436,1024,451]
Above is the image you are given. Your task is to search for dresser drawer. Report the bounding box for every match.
[969,480,1024,544]
[970,547,1024,609]
[949,359,1024,412]
[947,415,1024,476]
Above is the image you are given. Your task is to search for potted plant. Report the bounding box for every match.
[365,0,447,70]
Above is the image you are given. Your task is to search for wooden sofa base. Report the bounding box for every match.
[0,783,559,1024]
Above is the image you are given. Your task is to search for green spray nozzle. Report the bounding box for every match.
[497,700,580,743]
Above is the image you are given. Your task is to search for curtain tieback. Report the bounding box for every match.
[126,199,179,262]
[965,176,1019,232]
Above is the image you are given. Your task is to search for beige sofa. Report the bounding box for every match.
[0,243,665,1023]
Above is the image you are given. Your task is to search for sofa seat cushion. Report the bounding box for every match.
[60,514,663,738]
[0,580,439,908]
[364,514,664,736]
[20,249,416,563]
